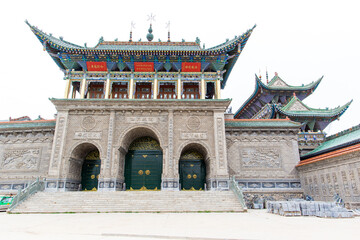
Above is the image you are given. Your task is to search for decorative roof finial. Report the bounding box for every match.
[195,37,200,45]
[130,21,135,42]
[166,21,171,42]
[266,67,269,84]
[146,14,155,42]
[275,72,278,76]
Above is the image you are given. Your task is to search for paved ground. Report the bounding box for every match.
[1,210,359,240]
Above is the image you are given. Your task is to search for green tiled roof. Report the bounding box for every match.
[225,120,301,128]
[95,41,201,51]
[302,124,360,158]
[0,120,56,130]
[262,75,322,91]
[278,96,352,118]
[26,20,255,55]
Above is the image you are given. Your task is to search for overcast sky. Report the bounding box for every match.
[1,0,359,135]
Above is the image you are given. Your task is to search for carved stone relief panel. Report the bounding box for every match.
[1,148,40,171]
[240,147,281,169]
[81,116,96,131]
[186,116,201,130]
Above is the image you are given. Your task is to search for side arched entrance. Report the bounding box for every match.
[81,150,101,191]
[68,143,101,191]
[179,150,206,190]
[124,137,163,190]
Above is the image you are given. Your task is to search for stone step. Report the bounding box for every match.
[10,191,245,213]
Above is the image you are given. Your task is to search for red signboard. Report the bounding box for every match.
[87,62,107,72]
[181,62,201,72]
[134,62,154,72]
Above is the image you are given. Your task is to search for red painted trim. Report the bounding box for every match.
[296,143,360,167]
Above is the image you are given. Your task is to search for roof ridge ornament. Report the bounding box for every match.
[130,21,135,42]
[146,13,155,42]
[166,21,171,42]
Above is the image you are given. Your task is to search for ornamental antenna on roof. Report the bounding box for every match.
[266,67,269,83]
[166,21,171,42]
[130,21,135,42]
[146,13,155,42]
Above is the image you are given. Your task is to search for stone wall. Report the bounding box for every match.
[225,122,303,201]
[0,124,54,193]
[48,99,231,191]
[297,150,360,206]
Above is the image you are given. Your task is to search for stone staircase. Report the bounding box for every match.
[9,191,245,213]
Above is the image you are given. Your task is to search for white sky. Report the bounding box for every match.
[1,0,359,135]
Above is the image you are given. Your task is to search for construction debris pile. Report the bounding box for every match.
[267,201,354,218]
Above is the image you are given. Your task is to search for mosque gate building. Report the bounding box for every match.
[1,21,358,209]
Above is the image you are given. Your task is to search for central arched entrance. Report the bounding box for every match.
[81,150,101,191]
[179,150,206,190]
[124,137,163,190]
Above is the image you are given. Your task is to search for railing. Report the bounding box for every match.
[7,178,45,212]
[229,176,247,210]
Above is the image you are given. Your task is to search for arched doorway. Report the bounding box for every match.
[124,137,162,190]
[179,150,206,190]
[68,143,101,191]
[81,150,101,191]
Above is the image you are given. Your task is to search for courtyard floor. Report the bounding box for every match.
[0,209,359,240]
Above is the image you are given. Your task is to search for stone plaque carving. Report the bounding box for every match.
[186,116,201,130]
[1,149,40,170]
[125,117,158,124]
[180,132,207,140]
[240,148,281,169]
[81,116,96,131]
[74,132,102,140]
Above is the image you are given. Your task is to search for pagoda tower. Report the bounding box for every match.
[234,73,352,155]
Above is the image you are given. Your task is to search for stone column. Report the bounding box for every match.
[216,79,221,99]
[129,74,134,99]
[105,75,111,99]
[200,75,205,99]
[177,74,181,99]
[80,74,87,99]
[153,74,158,99]
[71,86,76,99]
[64,79,71,99]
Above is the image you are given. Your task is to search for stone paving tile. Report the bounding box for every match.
[0,210,359,240]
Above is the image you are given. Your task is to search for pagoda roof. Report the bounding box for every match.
[26,20,255,56]
[300,124,360,160]
[26,21,255,89]
[276,96,352,118]
[234,74,322,119]
[266,74,322,91]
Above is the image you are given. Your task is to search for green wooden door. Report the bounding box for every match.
[125,150,162,190]
[179,160,205,190]
[81,159,101,191]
